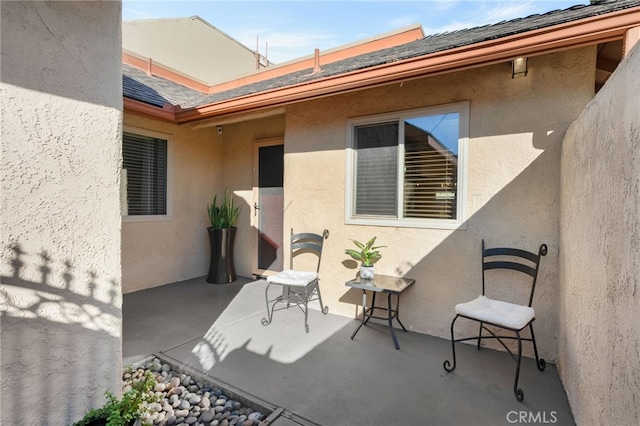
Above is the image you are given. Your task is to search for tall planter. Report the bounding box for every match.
[207,227,237,284]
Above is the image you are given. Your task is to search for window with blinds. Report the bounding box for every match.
[403,117,458,220]
[347,103,467,227]
[354,122,398,217]
[122,132,167,216]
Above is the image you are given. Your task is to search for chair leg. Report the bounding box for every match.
[443,315,460,372]
[302,294,310,333]
[477,321,484,350]
[284,285,291,308]
[514,331,524,402]
[529,323,546,371]
[261,283,277,326]
[315,281,329,314]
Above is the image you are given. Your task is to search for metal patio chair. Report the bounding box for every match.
[261,229,329,333]
[443,239,547,401]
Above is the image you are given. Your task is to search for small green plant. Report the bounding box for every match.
[74,369,157,426]
[345,236,385,267]
[207,189,240,229]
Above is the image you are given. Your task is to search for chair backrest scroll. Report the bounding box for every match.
[290,229,330,272]
[481,239,548,307]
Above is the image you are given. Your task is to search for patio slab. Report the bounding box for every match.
[123,276,575,426]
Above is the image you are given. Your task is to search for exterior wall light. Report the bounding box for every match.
[512,57,528,78]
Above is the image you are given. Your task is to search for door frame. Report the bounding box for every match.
[252,137,284,277]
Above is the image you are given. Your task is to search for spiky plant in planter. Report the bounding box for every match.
[207,189,240,230]
[206,189,240,283]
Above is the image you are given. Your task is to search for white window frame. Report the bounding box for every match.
[345,101,469,230]
[122,125,173,222]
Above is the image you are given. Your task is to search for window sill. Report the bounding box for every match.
[122,214,172,223]
[345,216,467,230]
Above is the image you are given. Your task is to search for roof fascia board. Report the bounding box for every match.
[205,25,424,94]
[177,7,640,123]
[140,6,638,124]
[123,51,209,93]
[624,25,640,54]
[124,98,177,122]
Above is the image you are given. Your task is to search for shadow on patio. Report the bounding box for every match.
[123,276,574,426]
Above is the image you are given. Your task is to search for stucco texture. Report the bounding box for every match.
[122,112,285,293]
[122,115,221,293]
[1,1,123,424]
[278,47,596,361]
[559,43,640,426]
[218,115,287,276]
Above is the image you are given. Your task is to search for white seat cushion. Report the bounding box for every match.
[455,295,535,330]
[267,270,318,287]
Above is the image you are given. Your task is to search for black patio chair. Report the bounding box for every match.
[261,229,329,333]
[443,239,547,401]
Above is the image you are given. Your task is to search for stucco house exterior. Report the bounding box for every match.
[119,2,640,424]
[121,2,640,424]
[1,0,639,425]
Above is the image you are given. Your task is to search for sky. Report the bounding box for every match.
[122,0,588,64]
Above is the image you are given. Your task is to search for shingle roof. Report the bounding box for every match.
[123,0,640,110]
[123,63,203,108]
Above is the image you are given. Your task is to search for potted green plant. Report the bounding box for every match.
[206,189,240,284]
[345,236,385,279]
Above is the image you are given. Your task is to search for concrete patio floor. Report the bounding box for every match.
[123,276,575,426]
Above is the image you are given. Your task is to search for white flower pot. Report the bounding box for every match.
[360,265,375,279]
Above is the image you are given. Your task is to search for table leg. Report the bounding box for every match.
[387,293,400,349]
[350,290,368,340]
[394,293,407,332]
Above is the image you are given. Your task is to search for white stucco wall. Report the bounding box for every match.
[122,114,222,293]
[559,43,640,426]
[221,47,596,362]
[1,1,123,424]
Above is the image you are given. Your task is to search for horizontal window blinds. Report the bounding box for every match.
[354,123,398,217]
[123,132,167,216]
[404,128,457,220]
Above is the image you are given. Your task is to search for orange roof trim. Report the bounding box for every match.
[123,6,640,124]
[206,25,424,93]
[123,51,210,93]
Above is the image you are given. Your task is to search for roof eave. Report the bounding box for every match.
[129,6,640,124]
[124,98,178,122]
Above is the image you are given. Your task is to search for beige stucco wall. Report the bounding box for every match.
[0,1,123,424]
[276,47,596,361]
[122,114,222,293]
[123,17,259,84]
[121,112,285,293]
[216,115,287,276]
[559,43,640,426]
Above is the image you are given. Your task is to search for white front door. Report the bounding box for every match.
[252,139,284,277]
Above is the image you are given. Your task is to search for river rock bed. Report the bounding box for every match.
[126,357,266,426]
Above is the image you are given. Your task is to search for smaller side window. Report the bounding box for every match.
[122,131,170,219]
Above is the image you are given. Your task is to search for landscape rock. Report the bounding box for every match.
[122,358,265,425]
